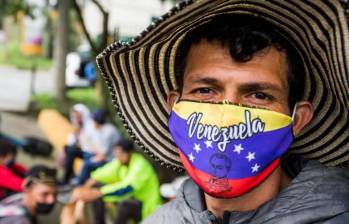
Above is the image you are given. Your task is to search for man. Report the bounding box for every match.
[0,165,57,224]
[64,139,161,224]
[0,140,27,200]
[75,109,121,185]
[61,104,95,184]
[96,0,349,223]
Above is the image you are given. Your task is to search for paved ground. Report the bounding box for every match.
[1,112,56,167]
[0,66,55,111]
[0,112,63,223]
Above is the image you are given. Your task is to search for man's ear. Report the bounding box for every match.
[22,179,31,191]
[167,91,181,111]
[292,101,314,136]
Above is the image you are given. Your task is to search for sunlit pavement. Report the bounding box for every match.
[0,66,54,111]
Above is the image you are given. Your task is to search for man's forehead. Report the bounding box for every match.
[31,183,57,192]
[183,41,289,89]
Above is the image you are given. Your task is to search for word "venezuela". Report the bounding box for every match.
[187,110,265,152]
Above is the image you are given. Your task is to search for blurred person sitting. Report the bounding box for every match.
[74,109,121,185]
[62,139,162,224]
[0,140,27,200]
[61,104,95,184]
[0,165,57,224]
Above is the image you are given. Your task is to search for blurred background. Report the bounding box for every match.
[0,0,182,223]
[0,0,175,113]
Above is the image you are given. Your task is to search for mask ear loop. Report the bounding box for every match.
[174,96,180,104]
[291,104,297,123]
[171,96,180,110]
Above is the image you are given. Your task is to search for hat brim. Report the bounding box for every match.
[97,0,349,170]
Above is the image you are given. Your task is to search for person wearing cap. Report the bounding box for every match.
[61,139,161,224]
[74,109,121,185]
[0,165,57,224]
[96,0,349,223]
[0,140,27,201]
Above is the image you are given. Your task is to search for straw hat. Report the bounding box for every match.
[97,0,349,171]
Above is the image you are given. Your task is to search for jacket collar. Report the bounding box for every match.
[179,160,349,223]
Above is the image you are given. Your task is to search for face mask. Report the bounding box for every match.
[5,159,15,167]
[168,100,294,198]
[35,202,55,214]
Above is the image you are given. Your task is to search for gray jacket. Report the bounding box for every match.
[144,161,349,224]
[0,193,34,224]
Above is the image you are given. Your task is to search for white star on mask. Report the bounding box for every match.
[194,143,201,153]
[233,144,244,154]
[251,163,260,173]
[246,152,256,162]
[188,153,195,162]
[204,140,213,149]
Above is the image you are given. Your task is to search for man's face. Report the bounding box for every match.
[180,39,291,114]
[0,153,15,166]
[71,111,83,127]
[26,183,57,211]
[114,146,131,165]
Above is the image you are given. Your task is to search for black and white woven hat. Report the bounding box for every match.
[97,0,349,171]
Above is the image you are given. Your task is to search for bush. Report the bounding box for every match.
[0,42,53,70]
[30,88,101,117]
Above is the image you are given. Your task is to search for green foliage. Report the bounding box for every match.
[0,42,53,70]
[30,88,101,117]
[0,0,34,22]
[66,88,101,110]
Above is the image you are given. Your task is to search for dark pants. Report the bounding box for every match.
[63,145,84,184]
[93,198,142,224]
[76,152,106,185]
[63,146,105,185]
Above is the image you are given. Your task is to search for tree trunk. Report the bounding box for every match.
[53,0,69,100]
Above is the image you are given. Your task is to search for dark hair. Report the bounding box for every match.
[175,15,304,108]
[91,109,107,125]
[115,139,134,153]
[25,165,57,187]
[0,140,17,157]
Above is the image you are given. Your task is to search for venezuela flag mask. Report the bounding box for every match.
[168,100,294,198]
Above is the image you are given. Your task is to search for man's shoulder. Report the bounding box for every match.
[320,211,349,224]
[0,193,23,206]
[143,199,184,223]
[0,215,32,224]
[103,123,118,133]
[262,161,349,223]
[303,160,349,188]
[0,194,29,223]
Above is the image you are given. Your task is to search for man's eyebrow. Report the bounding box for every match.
[238,82,283,92]
[186,77,221,86]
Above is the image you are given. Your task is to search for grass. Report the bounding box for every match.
[30,87,129,136]
[0,42,53,70]
[30,88,101,117]
[66,88,101,110]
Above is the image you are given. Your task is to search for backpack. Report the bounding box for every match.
[22,137,53,157]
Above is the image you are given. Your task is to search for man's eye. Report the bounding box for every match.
[195,88,212,94]
[252,92,272,100]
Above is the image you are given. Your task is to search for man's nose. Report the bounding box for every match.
[46,194,56,204]
[221,89,240,104]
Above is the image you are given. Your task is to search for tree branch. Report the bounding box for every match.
[91,0,107,15]
[99,11,109,53]
[72,0,98,53]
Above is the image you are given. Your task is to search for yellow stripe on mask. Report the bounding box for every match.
[173,101,292,132]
